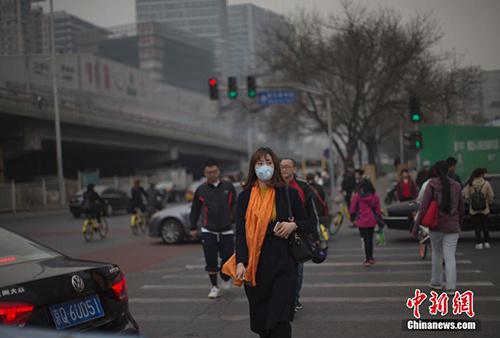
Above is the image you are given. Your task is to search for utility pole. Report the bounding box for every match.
[49,0,65,205]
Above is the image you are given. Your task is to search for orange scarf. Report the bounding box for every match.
[222,184,275,287]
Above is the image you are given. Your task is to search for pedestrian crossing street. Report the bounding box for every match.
[127,228,500,337]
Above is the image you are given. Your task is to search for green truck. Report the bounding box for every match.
[420,125,500,180]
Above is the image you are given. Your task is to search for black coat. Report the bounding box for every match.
[235,185,307,333]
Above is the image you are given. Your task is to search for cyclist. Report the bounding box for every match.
[131,179,148,215]
[82,184,106,227]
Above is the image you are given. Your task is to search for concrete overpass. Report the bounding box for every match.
[0,87,246,181]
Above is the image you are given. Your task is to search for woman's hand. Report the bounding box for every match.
[236,263,246,280]
[274,221,297,239]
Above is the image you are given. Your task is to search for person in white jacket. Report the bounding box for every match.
[463,168,495,249]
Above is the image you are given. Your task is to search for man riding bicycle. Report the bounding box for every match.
[131,179,148,214]
[82,184,106,226]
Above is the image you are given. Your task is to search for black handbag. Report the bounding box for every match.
[286,186,313,263]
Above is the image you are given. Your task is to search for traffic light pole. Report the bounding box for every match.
[50,0,66,205]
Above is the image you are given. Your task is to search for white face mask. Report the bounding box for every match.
[255,165,274,181]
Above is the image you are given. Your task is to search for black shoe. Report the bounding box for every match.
[295,301,303,312]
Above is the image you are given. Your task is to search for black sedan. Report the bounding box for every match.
[69,186,131,218]
[0,227,139,334]
[384,174,500,232]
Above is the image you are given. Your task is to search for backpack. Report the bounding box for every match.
[470,184,486,211]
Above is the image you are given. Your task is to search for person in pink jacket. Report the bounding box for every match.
[349,178,382,267]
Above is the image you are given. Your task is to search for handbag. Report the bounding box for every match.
[286,186,313,263]
[421,187,439,229]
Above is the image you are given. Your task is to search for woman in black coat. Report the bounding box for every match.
[234,147,307,338]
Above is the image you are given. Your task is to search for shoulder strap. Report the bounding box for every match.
[285,185,294,221]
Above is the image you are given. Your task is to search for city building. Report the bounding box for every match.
[78,22,215,94]
[227,4,285,79]
[135,0,228,75]
[0,0,44,55]
[41,11,109,54]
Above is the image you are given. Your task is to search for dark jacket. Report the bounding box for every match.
[83,190,105,210]
[190,181,237,232]
[293,179,320,239]
[235,185,307,266]
[341,174,356,193]
[414,177,464,233]
[131,186,148,207]
[235,185,307,333]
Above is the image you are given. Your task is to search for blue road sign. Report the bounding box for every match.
[257,90,297,105]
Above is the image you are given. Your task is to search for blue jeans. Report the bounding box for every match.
[429,231,459,290]
[295,263,304,305]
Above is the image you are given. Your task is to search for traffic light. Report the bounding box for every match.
[228,77,238,99]
[414,131,423,150]
[247,76,256,98]
[208,77,218,100]
[409,96,422,123]
[403,131,423,151]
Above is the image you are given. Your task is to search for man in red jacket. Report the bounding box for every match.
[396,169,418,202]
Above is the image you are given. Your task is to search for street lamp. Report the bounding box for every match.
[49,0,65,205]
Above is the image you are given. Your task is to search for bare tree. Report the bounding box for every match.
[262,2,480,169]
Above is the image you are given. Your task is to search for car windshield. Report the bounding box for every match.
[0,228,60,267]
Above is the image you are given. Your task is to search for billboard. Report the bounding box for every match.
[420,125,500,179]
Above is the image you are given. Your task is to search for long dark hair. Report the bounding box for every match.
[467,168,485,187]
[435,160,451,214]
[242,147,284,189]
[358,177,375,196]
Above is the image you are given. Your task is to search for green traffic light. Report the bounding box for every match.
[248,90,256,98]
[411,113,421,122]
[229,91,238,99]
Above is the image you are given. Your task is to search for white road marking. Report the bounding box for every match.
[139,281,492,290]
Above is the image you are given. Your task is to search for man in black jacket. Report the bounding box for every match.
[190,159,237,299]
[280,157,320,312]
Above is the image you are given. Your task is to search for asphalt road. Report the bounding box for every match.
[1,210,500,338]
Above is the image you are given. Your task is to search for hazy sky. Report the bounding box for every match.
[39,0,500,70]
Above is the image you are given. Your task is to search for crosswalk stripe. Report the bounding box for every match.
[161,269,482,279]
[139,281,492,290]
[129,296,500,304]
[329,252,464,258]
[184,260,473,270]
[304,260,473,267]
[131,313,500,322]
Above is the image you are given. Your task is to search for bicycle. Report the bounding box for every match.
[82,212,108,242]
[418,225,430,260]
[130,208,147,235]
[329,195,351,236]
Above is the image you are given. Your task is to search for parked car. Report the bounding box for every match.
[0,227,139,334]
[149,182,242,244]
[383,174,500,232]
[69,185,131,218]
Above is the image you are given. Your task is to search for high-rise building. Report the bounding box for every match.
[41,11,109,54]
[227,4,285,79]
[77,22,215,94]
[135,0,227,75]
[0,0,44,55]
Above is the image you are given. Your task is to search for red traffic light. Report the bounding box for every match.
[209,78,217,87]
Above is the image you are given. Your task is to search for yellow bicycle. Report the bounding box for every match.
[130,208,147,235]
[82,213,108,242]
[330,196,352,236]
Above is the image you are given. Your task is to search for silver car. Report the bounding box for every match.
[148,182,242,244]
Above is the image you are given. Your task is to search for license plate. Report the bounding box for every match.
[49,294,105,330]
